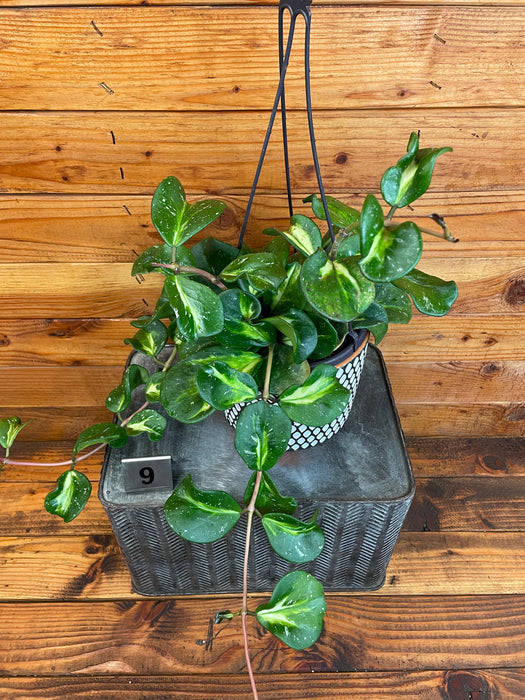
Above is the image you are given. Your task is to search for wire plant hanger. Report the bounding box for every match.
[237,0,335,249]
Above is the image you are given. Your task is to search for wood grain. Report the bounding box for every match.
[1,402,522,441]
[2,475,525,537]
[0,596,524,674]
[397,404,525,438]
[0,317,522,367]
[1,109,523,194]
[0,256,522,318]
[405,437,525,477]
[406,477,525,531]
[1,670,524,700]
[3,0,524,6]
[1,359,522,407]
[1,191,524,263]
[1,7,523,111]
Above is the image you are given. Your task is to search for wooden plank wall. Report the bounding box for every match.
[0,0,524,697]
[0,1,523,441]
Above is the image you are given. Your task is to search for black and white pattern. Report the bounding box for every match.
[225,337,369,450]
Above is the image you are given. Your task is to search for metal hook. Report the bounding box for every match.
[237,0,334,248]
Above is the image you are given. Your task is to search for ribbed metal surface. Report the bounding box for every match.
[99,345,414,595]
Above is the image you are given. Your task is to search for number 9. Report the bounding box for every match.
[139,466,155,485]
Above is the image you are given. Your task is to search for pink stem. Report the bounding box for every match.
[4,401,150,469]
[4,443,103,468]
[242,469,262,700]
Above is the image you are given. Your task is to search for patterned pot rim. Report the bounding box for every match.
[313,328,370,369]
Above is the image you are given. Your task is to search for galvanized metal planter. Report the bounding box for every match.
[99,344,414,596]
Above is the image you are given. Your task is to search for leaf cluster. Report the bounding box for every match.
[15,132,458,653]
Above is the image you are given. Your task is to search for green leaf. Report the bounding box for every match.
[301,248,375,322]
[105,364,150,413]
[124,320,168,357]
[256,571,327,650]
[0,416,30,451]
[352,302,389,344]
[131,244,172,276]
[262,512,325,563]
[44,469,92,523]
[220,253,287,292]
[393,268,458,316]
[234,401,292,471]
[268,344,310,395]
[335,233,361,259]
[130,295,174,329]
[216,289,275,349]
[196,361,258,410]
[164,474,241,543]
[381,132,452,208]
[280,215,322,257]
[359,194,422,282]
[151,177,225,247]
[131,244,197,277]
[375,283,412,324]
[244,472,297,516]
[221,289,261,321]
[151,176,187,245]
[304,194,360,229]
[177,335,217,359]
[160,362,215,423]
[359,193,384,248]
[191,237,240,276]
[271,262,307,313]
[73,423,128,457]
[265,309,318,363]
[279,364,350,427]
[124,409,167,442]
[180,199,227,245]
[144,371,165,402]
[165,275,224,340]
[308,314,340,361]
[264,235,291,267]
[217,320,276,350]
[179,346,263,375]
[360,221,423,282]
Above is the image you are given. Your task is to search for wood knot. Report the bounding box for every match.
[504,404,525,423]
[302,164,315,179]
[442,670,495,699]
[335,152,348,165]
[503,276,525,308]
[0,334,10,347]
[216,206,236,230]
[477,454,507,474]
[479,361,502,377]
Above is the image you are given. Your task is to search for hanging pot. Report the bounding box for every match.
[224,329,370,450]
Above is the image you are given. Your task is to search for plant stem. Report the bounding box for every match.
[262,344,275,401]
[328,222,360,260]
[242,469,262,700]
[4,443,104,468]
[151,262,228,290]
[4,347,178,469]
[385,205,397,225]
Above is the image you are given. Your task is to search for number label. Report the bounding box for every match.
[122,456,173,494]
[139,466,155,485]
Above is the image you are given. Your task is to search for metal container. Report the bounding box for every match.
[99,345,414,595]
